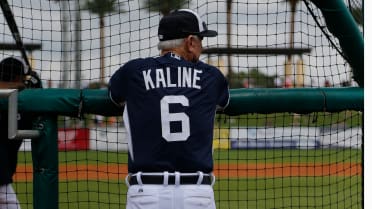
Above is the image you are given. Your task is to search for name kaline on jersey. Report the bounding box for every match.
[142,67,202,90]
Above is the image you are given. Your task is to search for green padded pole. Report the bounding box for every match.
[31,116,58,209]
[0,88,364,116]
[18,88,81,116]
[310,0,364,87]
[82,89,123,116]
[0,88,363,116]
[224,87,363,115]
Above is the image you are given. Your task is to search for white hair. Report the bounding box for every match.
[157,38,184,50]
[157,35,201,51]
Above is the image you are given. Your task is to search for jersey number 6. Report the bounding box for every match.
[160,95,190,142]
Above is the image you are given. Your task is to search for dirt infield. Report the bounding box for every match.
[14,163,361,181]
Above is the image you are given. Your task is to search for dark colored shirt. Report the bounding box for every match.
[109,53,230,173]
[0,112,33,185]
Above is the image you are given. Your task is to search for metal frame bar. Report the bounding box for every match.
[0,89,40,139]
[202,47,312,55]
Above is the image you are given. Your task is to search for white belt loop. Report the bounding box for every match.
[163,171,169,186]
[175,171,180,186]
[196,171,203,185]
[136,172,143,185]
[211,173,216,186]
[125,174,130,187]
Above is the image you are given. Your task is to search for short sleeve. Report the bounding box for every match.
[108,65,128,107]
[216,73,230,109]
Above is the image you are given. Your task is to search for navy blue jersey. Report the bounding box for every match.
[0,112,33,185]
[109,53,229,173]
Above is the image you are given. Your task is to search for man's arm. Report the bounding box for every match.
[0,82,25,90]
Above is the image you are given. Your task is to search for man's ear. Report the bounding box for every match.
[186,35,199,52]
[184,35,193,52]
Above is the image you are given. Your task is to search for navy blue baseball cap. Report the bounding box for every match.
[0,56,29,81]
[158,9,218,41]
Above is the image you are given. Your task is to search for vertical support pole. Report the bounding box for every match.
[296,59,304,87]
[74,0,82,89]
[31,116,58,209]
[309,0,364,87]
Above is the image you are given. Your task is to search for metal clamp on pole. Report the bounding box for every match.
[0,89,41,140]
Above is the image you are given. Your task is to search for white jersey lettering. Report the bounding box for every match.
[193,69,202,89]
[143,69,154,90]
[156,68,166,88]
[142,67,202,90]
[166,67,177,87]
[182,67,192,88]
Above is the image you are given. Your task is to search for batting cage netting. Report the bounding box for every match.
[0,0,363,208]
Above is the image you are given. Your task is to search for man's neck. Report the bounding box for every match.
[161,49,181,56]
[161,49,193,62]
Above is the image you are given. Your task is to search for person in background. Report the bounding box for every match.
[109,9,229,209]
[0,57,42,209]
[324,79,331,87]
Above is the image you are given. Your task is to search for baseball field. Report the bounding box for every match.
[13,149,362,209]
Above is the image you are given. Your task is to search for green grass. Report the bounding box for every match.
[213,149,362,163]
[215,176,362,209]
[14,180,127,209]
[14,176,362,209]
[17,150,128,165]
[216,111,362,128]
[17,149,362,165]
[14,149,362,208]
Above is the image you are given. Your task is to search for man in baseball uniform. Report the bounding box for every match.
[109,9,229,209]
[0,57,42,209]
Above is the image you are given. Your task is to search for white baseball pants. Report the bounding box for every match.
[126,172,216,209]
[0,184,21,209]
[126,184,216,209]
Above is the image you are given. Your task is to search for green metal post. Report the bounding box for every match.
[31,116,58,209]
[310,0,364,87]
